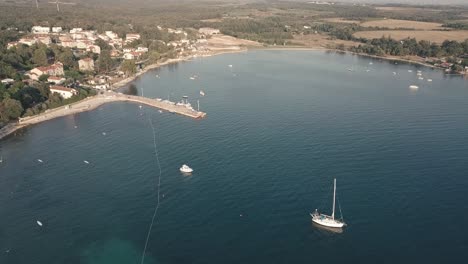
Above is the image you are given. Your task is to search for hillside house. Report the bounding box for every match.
[78,58,95,71]
[50,86,77,99]
[32,26,50,34]
[47,76,65,84]
[27,62,64,80]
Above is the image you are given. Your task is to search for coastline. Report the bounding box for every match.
[0,48,247,141]
[0,45,459,141]
[263,46,444,70]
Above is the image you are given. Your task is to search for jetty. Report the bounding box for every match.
[0,91,206,140]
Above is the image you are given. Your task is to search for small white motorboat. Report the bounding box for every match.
[427,79,433,82]
[408,70,413,73]
[84,160,90,164]
[189,77,195,80]
[180,164,193,173]
[409,85,419,90]
[158,110,163,113]
[311,179,346,228]
[200,90,205,96]
[36,221,43,227]
[228,64,233,68]
[37,159,43,163]
[418,77,424,80]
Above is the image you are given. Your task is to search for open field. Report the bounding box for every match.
[292,34,360,49]
[360,19,444,30]
[375,7,441,13]
[354,30,468,43]
[322,18,360,24]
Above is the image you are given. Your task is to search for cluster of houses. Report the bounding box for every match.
[7,26,143,59]
[2,25,229,97]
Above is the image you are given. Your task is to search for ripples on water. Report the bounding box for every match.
[1,51,468,264]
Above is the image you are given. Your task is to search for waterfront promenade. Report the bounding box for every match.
[0,91,206,140]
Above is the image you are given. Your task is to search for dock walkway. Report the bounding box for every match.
[0,91,206,140]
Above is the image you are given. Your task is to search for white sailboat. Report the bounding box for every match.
[310,178,346,228]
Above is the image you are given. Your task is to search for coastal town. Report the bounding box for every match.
[0,22,259,138]
[0,0,467,137]
[3,25,227,91]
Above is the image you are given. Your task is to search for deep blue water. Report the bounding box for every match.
[1,50,468,264]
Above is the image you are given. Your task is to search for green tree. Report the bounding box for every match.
[32,48,48,66]
[58,48,75,69]
[0,98,23,122]
[97,49,112,73]
[121,60,136,75]
[39,74,49,82]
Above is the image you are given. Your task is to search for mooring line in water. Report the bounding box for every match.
[140,87,163,264]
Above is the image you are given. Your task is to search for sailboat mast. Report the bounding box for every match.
[332,178,336,220]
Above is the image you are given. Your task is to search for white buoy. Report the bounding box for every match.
[36,221,43,227]
[102,132,106,136]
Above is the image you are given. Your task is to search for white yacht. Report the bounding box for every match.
[311,178,346,228]
[180,164,193,173]
[409,85,419,90]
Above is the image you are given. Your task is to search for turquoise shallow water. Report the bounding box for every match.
[1,50,468,264]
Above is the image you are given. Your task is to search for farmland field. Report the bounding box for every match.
[360,19,444,30]
[354,30,468,43]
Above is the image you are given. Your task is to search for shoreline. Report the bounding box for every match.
[262,46,445,70]
[0,46,461,141]
[0,48,247,141]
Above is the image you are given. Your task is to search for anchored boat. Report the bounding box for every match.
[310,178,346,228]
[180,164,193,173]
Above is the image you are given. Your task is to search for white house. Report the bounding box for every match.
[1,78,14,84]
[105,31,119,40]
[52,27,63,33]
[86,45,101,54]
[136,47,148,53]
[18,38,37,46]
[125,33,141,43]
[198,27,220,35]
[50,86,77,99]
[27,62,64,80]
[78,58,95,71]
[47,76,65,84]
[32,26,50,34]
[35,35,51,45]
[70,28,83,34]
[123,52,135,60]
